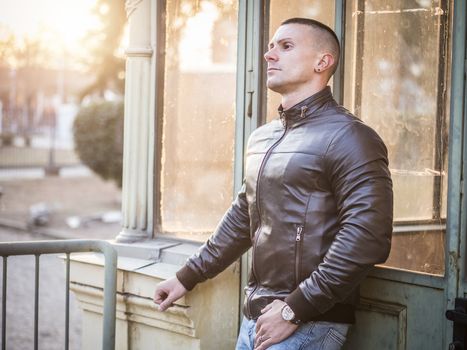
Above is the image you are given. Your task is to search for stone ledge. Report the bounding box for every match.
[70,283,196,338]
[68,238,240,350]
[111,238,201,264]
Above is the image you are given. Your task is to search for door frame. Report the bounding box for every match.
[450,0,467,344]
[234,0,467,347]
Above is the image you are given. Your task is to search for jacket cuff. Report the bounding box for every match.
[175,265,206,291]
[285,287,320,322]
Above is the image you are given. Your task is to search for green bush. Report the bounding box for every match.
[73,101,124,187]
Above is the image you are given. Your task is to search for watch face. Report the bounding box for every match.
[281,305,295,321]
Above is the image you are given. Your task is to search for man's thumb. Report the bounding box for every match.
[158,297,173,312]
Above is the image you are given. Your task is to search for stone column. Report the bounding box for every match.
[116,0,156,242]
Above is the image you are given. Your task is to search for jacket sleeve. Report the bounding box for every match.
[286,121,393,321]
[176,181,252,291]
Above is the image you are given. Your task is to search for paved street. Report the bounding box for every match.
[0,174,122,240]
[0,227,82,350]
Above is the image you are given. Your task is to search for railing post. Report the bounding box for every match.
[0,239,118,350]
[2,257,7,350]
[34,254,40,350]
[100,241,118,350]
[65,253,70,350]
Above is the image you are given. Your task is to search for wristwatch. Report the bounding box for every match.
[281,304,301,325]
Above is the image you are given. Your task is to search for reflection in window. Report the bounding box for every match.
[344,0,448,275]
[161,0,238,240]
[266,1,335,121]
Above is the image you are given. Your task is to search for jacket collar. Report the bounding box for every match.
[278,86,334,127]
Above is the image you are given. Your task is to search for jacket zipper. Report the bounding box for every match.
[295,225,303,286]
[246,115,290,318]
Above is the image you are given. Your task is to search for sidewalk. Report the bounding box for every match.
[0,173,122,240]
[0,145,80,168]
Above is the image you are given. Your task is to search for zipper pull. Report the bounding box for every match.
[296,226,303,241]
[280,112,288,128]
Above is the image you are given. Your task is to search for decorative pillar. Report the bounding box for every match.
[116,0,156,242]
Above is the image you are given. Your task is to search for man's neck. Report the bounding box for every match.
[280,81,328,110]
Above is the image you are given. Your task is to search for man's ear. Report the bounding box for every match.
[314,53,335,73]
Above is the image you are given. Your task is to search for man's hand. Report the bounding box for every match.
[254,299,299,350]
[153,276,188,311]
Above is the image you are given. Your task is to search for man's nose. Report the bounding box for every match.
[264,48,277,62]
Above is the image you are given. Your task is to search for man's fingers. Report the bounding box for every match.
[255,338,274,350]
[260,303,272,314]
[154,290,175,311]
[158,302,169,311]
[254,333,262,346]
[153,296,167,306]
[254,334,271,350]
[255,319,262,333]
[153,290,168,304]
[253,333,263,349]
[153,277,188,312]
[158,298,174,311]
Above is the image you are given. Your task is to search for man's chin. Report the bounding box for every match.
[266,81,284,93]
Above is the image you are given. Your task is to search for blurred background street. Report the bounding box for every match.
[0,0,126,347]
[0,131,122,350]
[0,161,122,240]
[0,138,122,350]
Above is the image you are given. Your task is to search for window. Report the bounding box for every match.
[344,0,449,274]
[155,0,451,276]
[160,0,239,241]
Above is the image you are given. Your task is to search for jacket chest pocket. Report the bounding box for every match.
[281,153,328,193]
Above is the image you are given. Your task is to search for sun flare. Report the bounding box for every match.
[0,0,99,60]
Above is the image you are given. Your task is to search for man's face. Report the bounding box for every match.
[264,23,320,94]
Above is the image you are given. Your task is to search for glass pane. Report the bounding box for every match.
[344,0,448,275]
[161,0,238,241]
[384,227,444,275]
[266,1,335,122]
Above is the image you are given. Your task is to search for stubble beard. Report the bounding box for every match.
[266,77,286,94]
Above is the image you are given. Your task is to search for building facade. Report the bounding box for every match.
[70,1,467,349]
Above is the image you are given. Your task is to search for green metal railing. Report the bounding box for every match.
[0,239,117,350]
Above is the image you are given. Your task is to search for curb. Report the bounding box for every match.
[0,218,76,240]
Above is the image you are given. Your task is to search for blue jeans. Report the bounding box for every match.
[235,317,351,350]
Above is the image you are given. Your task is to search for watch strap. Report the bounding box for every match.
[281,304,302,325]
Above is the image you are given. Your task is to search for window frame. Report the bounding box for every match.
[151,0,452,273]
[152,0,242,238]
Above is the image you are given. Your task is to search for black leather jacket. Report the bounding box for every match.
[177,87,393,323]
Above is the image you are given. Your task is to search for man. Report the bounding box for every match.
[154,17,393,350]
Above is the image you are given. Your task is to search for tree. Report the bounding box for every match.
[0,31,55,144]
[80,0,126,99]
[0,30,16,68]
[0,31,16,117]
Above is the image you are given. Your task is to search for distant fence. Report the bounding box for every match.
[0,146,80,169]
[0,239,117,350]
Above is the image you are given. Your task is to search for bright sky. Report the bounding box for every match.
[0,0,99,52]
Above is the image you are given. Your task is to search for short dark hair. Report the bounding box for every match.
[280,17,340,75]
